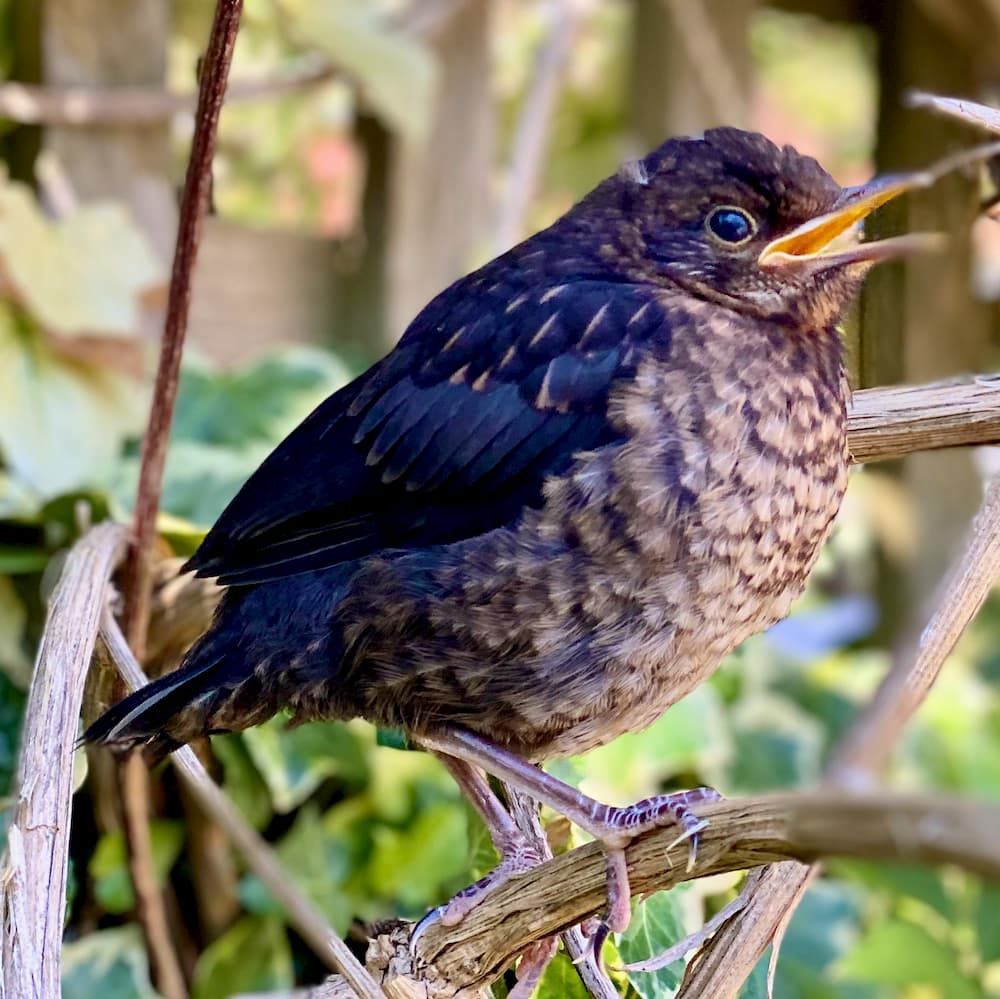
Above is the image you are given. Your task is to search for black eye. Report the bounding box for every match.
[706,206,756,245]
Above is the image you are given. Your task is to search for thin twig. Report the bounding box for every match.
[120,0,242,651]
[112,4,244,996]
[904,91,1000,135]
[660,0,746,125]
[494,0,590,252]
[0,523,129,999]
[0,61,336,126]
[99,608,387,999]
[676,475,1000,998]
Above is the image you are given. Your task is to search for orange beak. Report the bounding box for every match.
[758,172,945,271]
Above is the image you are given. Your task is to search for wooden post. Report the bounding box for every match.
[333,1,495,354]
[630,0,755,150]
[861,0,998,606]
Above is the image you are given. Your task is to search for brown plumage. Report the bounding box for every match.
[86,127,924,944]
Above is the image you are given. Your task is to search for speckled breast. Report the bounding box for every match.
[501,300,851,758]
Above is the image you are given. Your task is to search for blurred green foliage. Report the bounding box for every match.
[0,2,998,998]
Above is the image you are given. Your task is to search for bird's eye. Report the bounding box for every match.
[705,206,757,246]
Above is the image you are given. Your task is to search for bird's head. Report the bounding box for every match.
[575,127,936,328]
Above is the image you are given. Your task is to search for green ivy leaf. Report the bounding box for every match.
[831,859,952,919]
[534,951,596,999]
[241,804,356,934]
[172,348,349,448]
[837,919,977,998]
[89,820,185,914]
[213,732,273,830]
[975,884,1000,962]
[242,716,368,813]
[618,891,687,998]
[192,915,293,999]
[114,438,270,528]
[367,801,468,909]
[580,685,728,800]
[0,545,48,574]
[62,926,157,999]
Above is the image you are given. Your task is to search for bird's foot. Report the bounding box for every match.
[439,832,545,926]
[587,787,721,963]
[508,936,559,999]
[409,829,545,953]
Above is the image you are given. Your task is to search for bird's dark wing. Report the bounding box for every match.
[186,276,671,586]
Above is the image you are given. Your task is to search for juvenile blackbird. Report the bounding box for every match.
[87,128,926,937]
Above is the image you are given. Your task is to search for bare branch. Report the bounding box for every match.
[0,523,129,999]
[847,374,1000,462]
[905,91,1000,133]
[332,791,1000,994]
[494,0,590,252]
[676,474,1000,997]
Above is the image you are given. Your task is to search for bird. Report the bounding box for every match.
[86,127,927,949]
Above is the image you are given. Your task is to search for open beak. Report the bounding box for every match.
[758,172,945,272]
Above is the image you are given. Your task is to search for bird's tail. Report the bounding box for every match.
[84,574,331,762]
[82,648,229,762]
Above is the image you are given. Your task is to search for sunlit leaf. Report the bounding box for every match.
[580,685,729,801]
[836,919,977,998]
[172,347,349,447]
[618,891,686,998]
[367,801,468,909]
[0,173,163,338]
[62,926,157,999]
[288,0,438,139]
[242,715,368,813]
[0,304,146,498]
[241,804,356,934]
[213,732,273,830]
[192,915,293,999]
[534,950,595,999]
[89,820,185,914]
[976,885,1000,962]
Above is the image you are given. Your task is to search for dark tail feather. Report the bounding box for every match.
[83,654,226,755]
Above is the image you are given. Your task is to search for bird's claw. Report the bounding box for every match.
[592,786,720,949]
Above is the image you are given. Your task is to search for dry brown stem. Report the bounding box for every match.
[0,62,336,126]
[0,522,129,999]
[675,474,1000,997]
[112,5,244,995]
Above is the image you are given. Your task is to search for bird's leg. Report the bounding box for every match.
[504,785,621,999]
[419,728,720,940]
[431,753,545,926]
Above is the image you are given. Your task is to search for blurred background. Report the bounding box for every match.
[1,1,1000,996]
